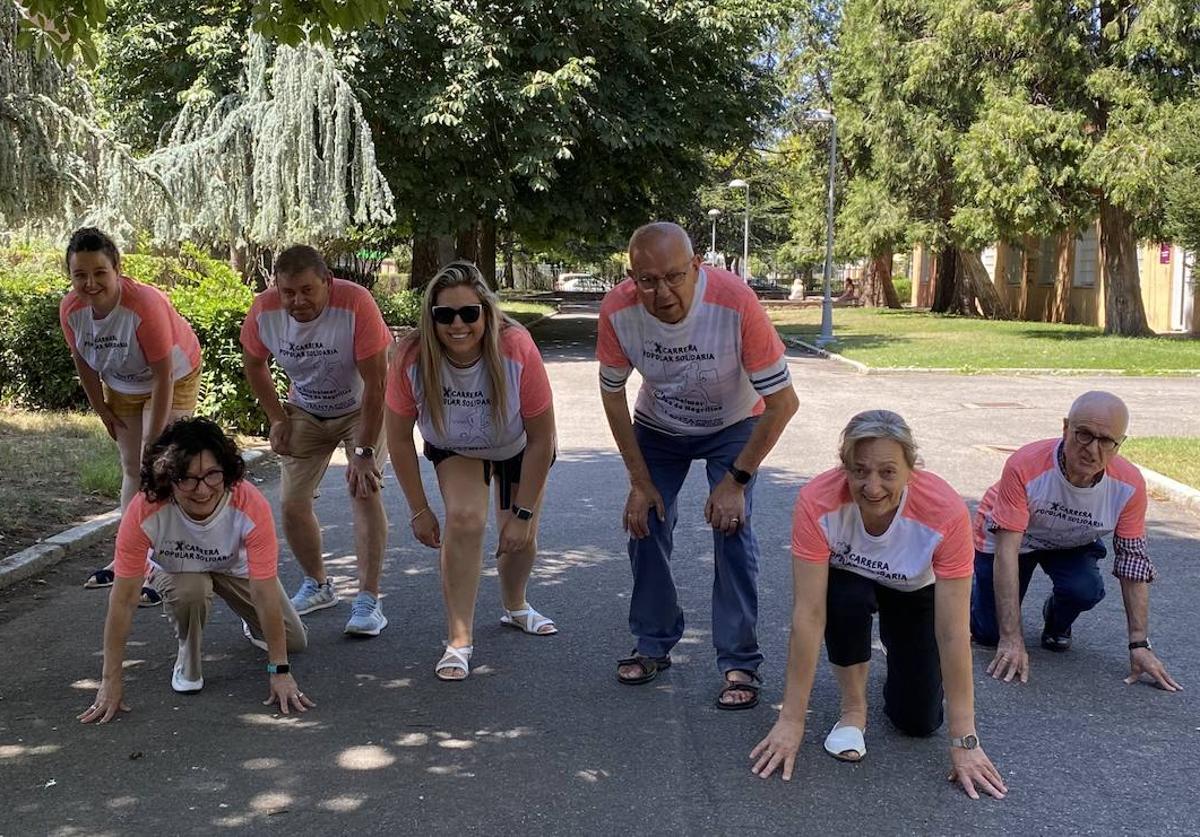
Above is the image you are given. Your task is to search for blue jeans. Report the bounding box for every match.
[970,540,1107,644]
[627,418,763,674]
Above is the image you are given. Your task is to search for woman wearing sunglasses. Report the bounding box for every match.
[386,261,557,681]
[80,417,311,723]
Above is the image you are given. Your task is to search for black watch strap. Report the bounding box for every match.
[729,466,753,486]
[1128,639,1152,651]
[513,505,534,521]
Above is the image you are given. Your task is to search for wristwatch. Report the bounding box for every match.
[512,505,534,521]
[1128,639,1152,651]
[950,733,979,750]
[267,663,290,675]
[354,445,375,459]
[728,466,753,486]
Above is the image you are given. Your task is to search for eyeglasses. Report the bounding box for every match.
[431,304,483,325]
[175,468,225,492]
[1072,428,1124,452]
[630,270,690,291]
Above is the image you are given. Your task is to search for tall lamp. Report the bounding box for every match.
[728,178,751,282]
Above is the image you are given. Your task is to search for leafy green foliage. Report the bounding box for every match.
[372,288,422,328]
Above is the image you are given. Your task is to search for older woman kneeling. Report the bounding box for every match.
[750,410,1005,800]
[80,418,312,723]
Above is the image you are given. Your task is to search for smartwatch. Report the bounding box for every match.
[950,733,979,750]
[267,663,290,675]
[729,466,753,486]
[1128,639,1152,651]
[354,445,376,459]
[512,505,534,521]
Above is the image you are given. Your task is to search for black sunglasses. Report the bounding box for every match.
[431,304,483,325]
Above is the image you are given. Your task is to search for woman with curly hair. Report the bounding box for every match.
[386,261,557,681]
[80,418,311,723]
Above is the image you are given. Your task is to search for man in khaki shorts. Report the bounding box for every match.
[241,245,392,636]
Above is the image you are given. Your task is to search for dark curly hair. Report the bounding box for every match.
[65,227,121,272]
[140,417,246,503]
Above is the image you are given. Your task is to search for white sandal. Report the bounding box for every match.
[500,605,558,635]
[823,721,866,762]
[435,645,473,681]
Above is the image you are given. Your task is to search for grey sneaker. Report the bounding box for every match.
[290,576,338,615]
[344,592,388,636]
[171,643,203,693]
[242,620,268,651]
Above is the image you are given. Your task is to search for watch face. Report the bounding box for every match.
[962,734,979,749]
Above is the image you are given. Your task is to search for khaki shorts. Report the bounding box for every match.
[105,365,203,418]
[279,403,387,504]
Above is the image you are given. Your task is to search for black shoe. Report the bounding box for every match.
[1041,595,1072,652]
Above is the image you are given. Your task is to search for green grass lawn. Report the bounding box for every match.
[769,307,1200,374]
[0,409,121,553]
[1121,437,1200,490]
[501,300,557,326]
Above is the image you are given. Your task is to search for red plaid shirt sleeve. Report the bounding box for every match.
[1112,536,1156,583]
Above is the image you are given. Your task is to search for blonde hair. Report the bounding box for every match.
[417,261,517,435]
[839,409,920,470]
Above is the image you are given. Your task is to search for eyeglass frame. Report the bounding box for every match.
[431,304,484,325]
[174,468,226,492]
[628,265,694,292]
[1070,426,1125,452]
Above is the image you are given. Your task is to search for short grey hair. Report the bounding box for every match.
[839,409,919,470]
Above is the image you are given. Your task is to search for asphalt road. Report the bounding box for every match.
[2,303,1198,837]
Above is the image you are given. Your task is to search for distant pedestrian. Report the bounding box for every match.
[750,410,1005,800]
[971,390,1180,692]
[241,245,392,637]
[61,227,202,605]
[598,222,798,708]
[386,262,557,681]
[79,418,311,723]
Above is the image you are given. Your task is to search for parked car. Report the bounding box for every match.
[557,272,611,292]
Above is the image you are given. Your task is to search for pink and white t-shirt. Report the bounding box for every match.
[387,326,553,461]
[113,481,278,580]
[597,267,791,435]
[240,278,392,418]
[59,276,201,395]
[792,468,974,592]
[973,438,1148,554]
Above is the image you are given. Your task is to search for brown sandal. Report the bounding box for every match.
[616,652,671,685]
[716,671,761,710]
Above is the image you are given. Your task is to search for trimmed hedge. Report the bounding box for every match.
[0,247,421,435]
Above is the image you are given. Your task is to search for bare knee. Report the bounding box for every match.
[443,505,487,540]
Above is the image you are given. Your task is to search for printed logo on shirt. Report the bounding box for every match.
[156,539,236,566]
[83,335,131,352]
[278,340,339,359]
[831,542,911,583]
[1034,501,1101,529]
[642,340,718,364]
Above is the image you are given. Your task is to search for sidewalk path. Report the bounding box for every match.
[2,303,1197,836]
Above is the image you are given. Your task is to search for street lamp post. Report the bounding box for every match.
[728,178,751,281]
[708,208,721,264]
[807,110,837,346]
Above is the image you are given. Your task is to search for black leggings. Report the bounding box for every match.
[824,568,944,737]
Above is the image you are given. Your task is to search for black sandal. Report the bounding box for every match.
[616,652,672,685]
[716,671,761,710]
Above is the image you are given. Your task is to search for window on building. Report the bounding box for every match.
[1073,229,1098,288]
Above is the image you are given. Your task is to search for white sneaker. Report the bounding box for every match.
[343,592,388,636]
[290,576,338,615]
[171,651,203,694]
[242,620,268,651]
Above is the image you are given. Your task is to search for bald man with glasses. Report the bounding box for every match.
[970,391,1180,692]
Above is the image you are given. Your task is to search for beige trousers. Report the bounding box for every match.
[155,572,307,682]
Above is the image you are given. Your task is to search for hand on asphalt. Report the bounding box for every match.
[986,636,1030,683]
[623,481,665,539]
[750,718,805,781]
[1125,648,1183,691]
[947,746,1007,800]
[264,673,315,715]
[704,477,745,536]
[78,681,129,724]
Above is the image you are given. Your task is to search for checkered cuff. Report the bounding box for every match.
[1113,536,1157,583]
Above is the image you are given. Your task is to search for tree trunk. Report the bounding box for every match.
[957,249,1010,319]
[1050,230,1075,324]
[478,218,498,291]
[411,235,441,290]
[502,226,515,290]
[455,224,479,264]
[1098,198,1152,336]
[1018,234,1036,320]
[931,245,960,313]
